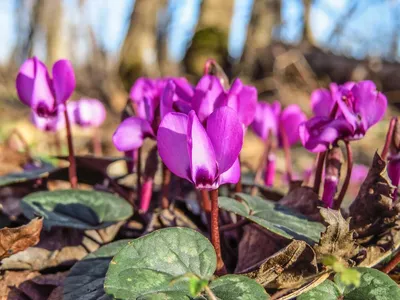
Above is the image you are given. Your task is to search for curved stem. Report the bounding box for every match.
[161,163,171,209]
[209,189,225,273]
[313,151,326,195]
[334,141,353,210]
[204,286,217,300]
[64,108,78,188]
[381,117,398,160]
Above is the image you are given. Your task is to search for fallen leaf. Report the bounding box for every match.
[144,207,198,233]
[241,240,318,289]
[314,208,359,265]
[0,218,43,260]
[235,224,291,273]
[279,187,323,221]
[0,271,40,299]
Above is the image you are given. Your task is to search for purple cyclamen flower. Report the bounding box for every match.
[157,107,243,190]
[300,81,387,152]
[16,57,75,117]
[252,101,307,146]
[160,78,194,119]
[31,107,65,132]
[68,99,106,128]
[192,75,258,126]
[388,156,400,188]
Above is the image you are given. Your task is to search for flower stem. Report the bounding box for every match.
[381,117,398,160]
[201,190,211,213]
[280,126,293,182]
[313,151,326,195]
[136,147,142,205]
[334,141,353,210]
[161,163,171,209]
[92,128,102,156]
[209,189,225,273]
[381,250,400,274]
[203,58,217,75]
[204,286,217,300]
[64,108,78,188]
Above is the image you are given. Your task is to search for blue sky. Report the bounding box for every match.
[0,0,398,64]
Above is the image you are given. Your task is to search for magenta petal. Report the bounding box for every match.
[160,80,175,119]
[157,112,191,181]
[187,111,217,188]
[52,59,76,105]
[31,107,65,132]
[252,102,279,140]
[192,75,224,122]
[322,176,338,208]
[299,117,352,153]
[311,88,334,117]
[206,107,243,174]
[172,77,194,100]
[280,104,307,145]
[112,117,154,151]
[218,158,240,185]
[388,156,400,187]
[16,57,55,116]
[129,78,155,103]
[74,99,106,127]
[353,81,387,129]
[237,85,257,126]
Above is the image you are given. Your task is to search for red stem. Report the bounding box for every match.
[334,141,353,210]
[201,190,211,213]
[381,117,398,160]
[280,126,293,182]
[381,250,400,274]
[161,163,171,209]
[210,189,226,273]
[136,147,142,205]
[92,128,102,156]
[64,108,78,188]
[313,151,326,195]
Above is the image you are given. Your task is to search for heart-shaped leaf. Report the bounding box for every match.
[219,193,325,243]
[64,239,131,300]
[104,228,268,299]
[21,190,133,230]
[0,161,57,187]
[298,267,400,300]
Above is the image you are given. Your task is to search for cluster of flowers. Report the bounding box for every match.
[16,57,106,132]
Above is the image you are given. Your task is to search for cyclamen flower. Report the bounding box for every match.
[16,57,75,117]
[31,107,65,132]
[157,107,243,190]
[192,75,257,126]
[300,81,387,152]
[68,99,106,128]
[113,77,193,152]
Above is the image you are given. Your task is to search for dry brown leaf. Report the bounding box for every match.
[0,271,40,300]
[235,224,291,273]
[241,240,318,289]
[144,207,198,233]
[279,187,323,221]
[349,152,398,234]
[0,218,43,260]
[314,208,359,265]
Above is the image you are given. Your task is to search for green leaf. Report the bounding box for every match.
[297,279,341,300]
[0,161,57,187]
[21,189,133,230]
[208,275,269,300]
[218,193,325,243]
[338,268,360,287]
[63,239,131,300]
[299,268,400,300]
[189,277,208,297]
[104,227,217,299]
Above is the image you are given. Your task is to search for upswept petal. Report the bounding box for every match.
[187,111,217,188]
[129,78,155,103]
[299,117,352,152]
[160,80,175,119]
[279,104,307,145]
[206,107,243,174]
[252,102,279,140]
[16,57,55,116]
[311,88,334,117]
[352,80,387,129]
[157,112,191,181]
[52,59,76,105]
[237,84,258,126]
[112,117,154,151]
[218,158,241,185]
[192,75,224,122]
[172,77,194,101]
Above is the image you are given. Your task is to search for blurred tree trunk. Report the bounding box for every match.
[240,0,281,79]
[302,0,315,45]
[42,0,64,65]
[118,0,167,90]
[184,0,234,77]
